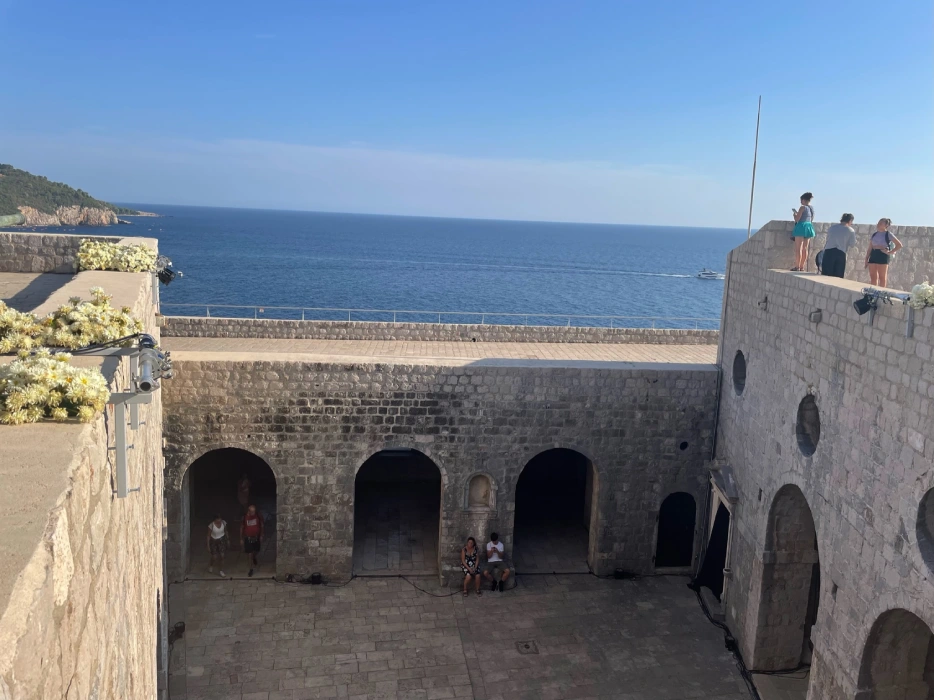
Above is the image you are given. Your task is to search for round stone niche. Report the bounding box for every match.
[917,490,934,574]
[796,395,820,456]
[466,474,493,509]
[732,351,747,395]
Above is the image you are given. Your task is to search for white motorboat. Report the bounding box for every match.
[697,268,725,280]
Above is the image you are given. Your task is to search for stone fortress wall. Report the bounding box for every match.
[162,356,718,584]
[160,316,718,345]
[0,231,121,273]
[716,223,934,699]
[0,234,165,699]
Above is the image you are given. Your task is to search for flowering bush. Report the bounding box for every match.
[40,287,143,350]
[0,301,43,353]
[77,239,157,273]
[0,349,109,424]
[909,282,934,310]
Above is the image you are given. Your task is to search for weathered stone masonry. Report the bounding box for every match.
[163,358,718,584]
[716,225,934,699]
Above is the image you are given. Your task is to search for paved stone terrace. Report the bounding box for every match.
[0,271,74,311]
[168,575,751,700]
[161,337,717,367]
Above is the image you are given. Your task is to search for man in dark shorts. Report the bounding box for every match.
[482,532,511,591]
[240,504,264,577]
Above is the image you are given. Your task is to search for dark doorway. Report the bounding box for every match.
[187,448,277,578]
[353,449,442,575]
[655,492,696,568]
[754,485,820,673]
[513,449,596,573]
[697,503,730,599]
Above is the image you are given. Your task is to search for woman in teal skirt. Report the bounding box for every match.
[792,192,815,271]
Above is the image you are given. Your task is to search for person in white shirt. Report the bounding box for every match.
[482,532,511,592]
[206,514,228,577]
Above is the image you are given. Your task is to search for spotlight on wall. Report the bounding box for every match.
[853,295,875,316]
[155,255,182,286]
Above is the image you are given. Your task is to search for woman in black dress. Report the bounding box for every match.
[460,537,482,596]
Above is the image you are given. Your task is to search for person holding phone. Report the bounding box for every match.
[791,192,816,272]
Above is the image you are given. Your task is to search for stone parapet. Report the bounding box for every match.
[0,231,157,274]
[751,219,934,292]
[0,268,164,700]
[160,316,719,345]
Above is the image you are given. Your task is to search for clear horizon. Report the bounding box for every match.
[2,0,932,229]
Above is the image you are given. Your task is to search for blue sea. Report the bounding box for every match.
[29,205,745,329]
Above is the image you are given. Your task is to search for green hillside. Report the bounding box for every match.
[0,164,138,216]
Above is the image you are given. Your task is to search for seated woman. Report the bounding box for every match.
[460,537,482,597]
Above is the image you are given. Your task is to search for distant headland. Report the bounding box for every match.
[0,164,158,227]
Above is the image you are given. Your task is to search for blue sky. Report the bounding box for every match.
[2,0,932,227]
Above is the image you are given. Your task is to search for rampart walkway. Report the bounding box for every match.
[161,336,717,368]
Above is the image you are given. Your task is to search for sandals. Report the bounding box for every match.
[477,590,482,597]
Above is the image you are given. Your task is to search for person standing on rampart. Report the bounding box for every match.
[821,214,857,278]
[791,192,816,272]
[865,218,902,288]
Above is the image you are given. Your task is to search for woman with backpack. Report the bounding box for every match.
[865,218,902,288]
[791,192,816,272]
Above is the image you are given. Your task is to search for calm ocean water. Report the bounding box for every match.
[31,205,745,328]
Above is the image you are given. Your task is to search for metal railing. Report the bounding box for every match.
[160,303,720,330]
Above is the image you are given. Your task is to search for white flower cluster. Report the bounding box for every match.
[77,239,158,273]
[0,301,43,353]
[40,287,144,350]
[0,349,109,425]
[909,282,934,310]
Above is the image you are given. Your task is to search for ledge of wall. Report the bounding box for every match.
[161,316,719,345]
[0,268,164,700]
[0,231,158,274]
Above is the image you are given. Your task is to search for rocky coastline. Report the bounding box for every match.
[18,205,118,226]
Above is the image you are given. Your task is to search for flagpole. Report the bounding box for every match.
[746,96,761,239]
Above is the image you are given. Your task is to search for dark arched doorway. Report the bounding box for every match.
[353,448,442,575]
[754,485,820,674]
[513,448,597,573]
[655,492,696,569]
[186,448,277,578]
[857,609,934,698]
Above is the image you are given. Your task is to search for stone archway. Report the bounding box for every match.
[754,485,820,673]
[352,448,442,576]
[857,609,934,699]
[513,448,598,573]
[185,447,277,579]
[655,492,697,569]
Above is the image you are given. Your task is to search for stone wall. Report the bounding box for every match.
[716,225,934,698]
[160,316,719,344]
[162,358,718,584]
[0,270,165,700]
[752,219,934,292]
[0,231,156,274]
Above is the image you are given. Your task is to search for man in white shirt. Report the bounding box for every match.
[482,532,511,592]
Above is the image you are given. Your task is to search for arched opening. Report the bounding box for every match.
[733,350,747,395]
[697,502,731,600]
[513,448,597,573]
[754,485,821,674]
[796,395,821,456]
[186,448,277,578]
[917,489,934,576]
[857,609,934,698]
[353,448,442,575]
[655,492,696,569]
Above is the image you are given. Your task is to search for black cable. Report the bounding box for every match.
[689,581,761,699]
[71,333,141,354]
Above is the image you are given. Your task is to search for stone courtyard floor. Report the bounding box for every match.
[168,574,753,700]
